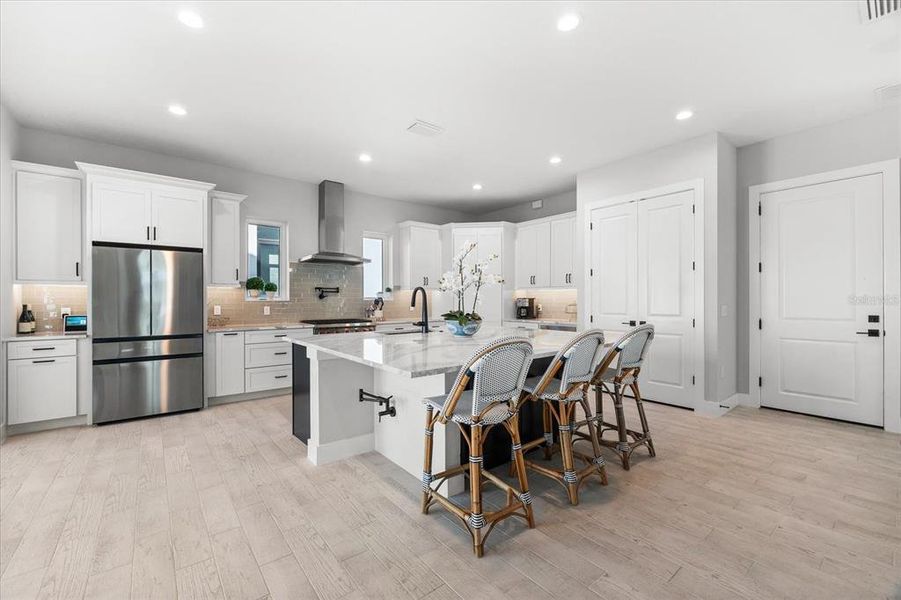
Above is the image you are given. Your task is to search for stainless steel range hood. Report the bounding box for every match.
[299,180,370,265]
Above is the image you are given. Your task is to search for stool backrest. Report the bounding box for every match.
[440,336,534,423]
[591,324,655,384]
[531,329,606,399]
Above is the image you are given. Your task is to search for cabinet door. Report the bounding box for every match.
[516,223,550,287]
[516,225,536,288]
[211,197,240,284]
[16,170,82,282]
[550,217,575,287]
[152,189,204,248]
[92,181,152,244]
[8,356,77,424]
[532,222,551,287]
[410,226,441,287]
[215,332,245,396]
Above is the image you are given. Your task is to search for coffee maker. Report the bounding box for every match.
[516,297,537,319]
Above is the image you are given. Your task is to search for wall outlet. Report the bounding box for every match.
[61,306,71,315]
[263,306,271,316]
[532,199,543,209]
[213,305,222,316]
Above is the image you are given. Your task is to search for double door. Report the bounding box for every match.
[589,190,695,408]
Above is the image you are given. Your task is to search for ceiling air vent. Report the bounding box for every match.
[860,0,900,22]
[406,119,444,137]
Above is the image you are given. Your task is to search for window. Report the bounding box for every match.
[247,219,288,300]
[362,233,388,299]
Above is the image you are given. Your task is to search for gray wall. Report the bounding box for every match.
[15,126,475,270]
[0,104,21,441]
[477,189,576,222]
[735,107,901,393]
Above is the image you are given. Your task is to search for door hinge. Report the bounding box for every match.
[590,315,594,323]
[590,268,593,276]
[758,202,761,216]
[692,204,696,214]
[692,375,696,385]
[758,262,762,273]
[590,222,594,230]
[692,261,695,271]
[758,376,762,387]
[758,318,762,330]
[692,318,695,328]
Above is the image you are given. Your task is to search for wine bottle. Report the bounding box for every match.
[26,304,36,333]
[17,304,33,334]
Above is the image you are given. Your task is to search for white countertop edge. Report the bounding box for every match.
[207,324,315,333]
[3,333,89,342]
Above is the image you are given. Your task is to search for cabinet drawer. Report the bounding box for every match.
[245,330,293,345]
[245,365,291,393]
[7,355,77,424]
[8,339,77,360]
[244,342,291,368]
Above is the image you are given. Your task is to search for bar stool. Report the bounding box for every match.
[421,337,534,557]
[517,330,609,506]
[579,324,656,470]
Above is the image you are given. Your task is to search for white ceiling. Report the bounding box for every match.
[1,1,898,211]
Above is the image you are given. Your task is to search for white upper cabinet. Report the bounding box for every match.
[444,224,514,323]
[79,162,214,248]
[516,213,576,289]
[550,215,575,287]
[13,162,83,282]
[396,222,442,289]
[210,191,245,285]
[516,221,550,288]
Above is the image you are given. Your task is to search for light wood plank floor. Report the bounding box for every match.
[1,395,899,600]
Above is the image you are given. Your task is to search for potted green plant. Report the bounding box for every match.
[264,282,278,295]
[245,276,265,298]
[438,241,503,336]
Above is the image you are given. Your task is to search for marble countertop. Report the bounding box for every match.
[504,318,578,327]
[286,326,580,378]
[3,332,89,342]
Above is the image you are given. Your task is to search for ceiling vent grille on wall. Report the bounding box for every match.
[860,0,900,22]
[406,119,445,137]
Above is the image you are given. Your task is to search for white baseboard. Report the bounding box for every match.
[7,414,88,436]
[307,433,374,466]
[734,393,755,408]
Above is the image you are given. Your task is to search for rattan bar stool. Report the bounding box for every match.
[421,337,535,557]
[576,324,656,470]
[516,330,609,506]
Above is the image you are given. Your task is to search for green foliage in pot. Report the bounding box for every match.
[264,282,278,293]
[245,276,265,292]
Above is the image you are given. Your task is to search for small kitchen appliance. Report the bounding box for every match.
[63,314,88,334]
[516,297,538,319]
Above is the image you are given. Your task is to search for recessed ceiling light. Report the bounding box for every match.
[675,109,694,121]
[472,183,483,191]
[359,153,372,163]
[549,156,562,165]
[557,13,581,32]
[168,104,187,116]
[178,10,204,29]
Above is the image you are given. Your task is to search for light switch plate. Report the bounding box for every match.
[263,306,271,316]
[213,305,222,316]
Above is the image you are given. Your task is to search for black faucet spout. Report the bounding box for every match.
[410,286,430,333]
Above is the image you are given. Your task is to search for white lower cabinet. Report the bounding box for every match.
[245,365,292,392]
[215,332,246,396]
[7,342,77,425]
[244,342,291,368]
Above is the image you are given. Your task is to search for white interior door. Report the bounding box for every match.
[589,202,637,340]
[637,191,695,408]
[760,174,884,425]
[590,191,696,408]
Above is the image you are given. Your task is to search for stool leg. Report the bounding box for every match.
[612,383,631,470]
[558,402,580,505]
[469,424,485,557]
[507,414,535,528]
[421,406,435,514]
[594,384,605,437]
[542,400,553,460]
[579,395,608,486]
[632,382,655,457]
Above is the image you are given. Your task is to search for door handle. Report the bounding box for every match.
[236,268,239,280]
[639,320,647,325]
[620,320,637,326]
[146,226,150,240]
[152,226,157,241]
[856,329,880,337]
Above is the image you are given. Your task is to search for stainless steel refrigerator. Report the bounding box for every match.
[92,244,204,423]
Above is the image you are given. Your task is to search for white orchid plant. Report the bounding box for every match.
[438,241,504,325]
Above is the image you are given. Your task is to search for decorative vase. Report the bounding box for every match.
[445,319,482,337]
[249,289,260,298]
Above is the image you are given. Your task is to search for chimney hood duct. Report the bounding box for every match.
[299,180,370,265]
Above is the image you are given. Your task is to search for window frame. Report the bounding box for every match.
[245,217,290,301]
[362,231,391,300]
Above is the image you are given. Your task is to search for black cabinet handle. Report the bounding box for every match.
[620,321,636,327]
[274,351,287,355]
[223,333,239,336]
[146,226,150,240]
[856,329,880,337]
[274,375,288,379]
[639,320,647,325]
[152,226,157,241]
[235,268,239,280]
[33,359,56,364]
[274,334,287,338]
[75,262,80,277]
[32,347,56,351]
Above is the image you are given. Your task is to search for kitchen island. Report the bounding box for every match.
[286,326,580,494]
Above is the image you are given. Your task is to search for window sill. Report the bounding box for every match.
[244,295,290,302]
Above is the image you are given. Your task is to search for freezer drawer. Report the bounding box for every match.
[93,355,202,423]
